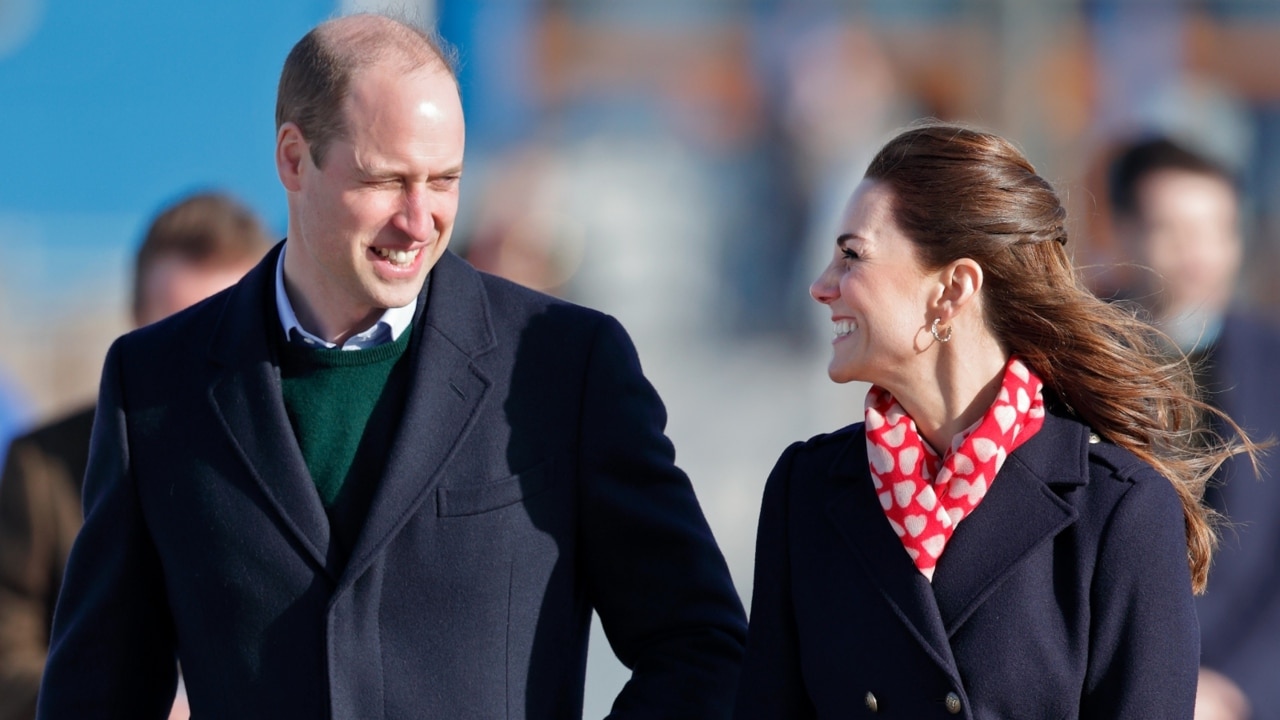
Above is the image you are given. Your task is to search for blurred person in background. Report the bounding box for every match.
[38,14,745,719]
[1108,136,1280,720]
[0,192,271,720]
[0,380,29,475]
[735,124,1259,719]
[459,146,582,296]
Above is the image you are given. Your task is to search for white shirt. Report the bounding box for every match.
[274,245,416,350]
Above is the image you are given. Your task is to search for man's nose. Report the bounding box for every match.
[396,185,434,242]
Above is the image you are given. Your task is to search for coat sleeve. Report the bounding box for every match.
[1081,469,1199,720]
[36,342,178,719]
[576,315,747,720]
[733,442,816,720]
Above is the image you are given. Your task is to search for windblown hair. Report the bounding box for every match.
[276,14,457,168]
[864,123,1260,593]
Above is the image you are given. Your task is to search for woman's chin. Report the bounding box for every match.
[826,363,861,385]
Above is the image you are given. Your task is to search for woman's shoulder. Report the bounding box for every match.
[1033,406,1171,492]
[762,422,866,505]
[1023,409,1181,519]
[766,422,866,482]
[1084,435,1172,494]
[786,422,865,458]
[1026,414,1186,562]
[1071,431,1185,533]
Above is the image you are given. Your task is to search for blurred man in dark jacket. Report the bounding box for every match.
[0,192,270,720]
[1110,136,1280,720]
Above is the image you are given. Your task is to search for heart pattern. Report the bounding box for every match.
[883,423,907,448]
[904,514,927,537]
[972,437,998,462]
[899,446,921,475]
[865,356,1046,580]
[893,481,915,508]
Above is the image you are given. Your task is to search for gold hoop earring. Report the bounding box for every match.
[931,318,953,343]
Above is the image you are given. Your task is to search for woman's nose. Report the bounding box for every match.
[810,266,838,304]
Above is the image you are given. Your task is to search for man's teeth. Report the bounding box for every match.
[833,319,856,337]
[375,247,420,267]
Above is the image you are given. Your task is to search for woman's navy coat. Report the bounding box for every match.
[735,408,1198,719]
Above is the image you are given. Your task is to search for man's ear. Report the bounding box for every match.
[276,123,308,193]
[930,258,983,324]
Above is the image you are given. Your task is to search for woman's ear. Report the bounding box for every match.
[931,258,984,323]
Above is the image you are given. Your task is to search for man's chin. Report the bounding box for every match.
[373,286,426,310]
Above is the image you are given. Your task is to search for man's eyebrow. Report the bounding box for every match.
[360,163,465,178]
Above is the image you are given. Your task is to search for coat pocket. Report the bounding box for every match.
[436,462,553,517]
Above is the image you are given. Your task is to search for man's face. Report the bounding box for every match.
[1127,169,1242,322]
[279,60,465,342]
[137,257,258,327]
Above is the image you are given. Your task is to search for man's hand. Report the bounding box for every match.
[1196,667,1250,720]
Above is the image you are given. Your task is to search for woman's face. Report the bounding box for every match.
[810,179,939,388]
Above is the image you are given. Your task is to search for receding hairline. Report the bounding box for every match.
[312,13,453,78]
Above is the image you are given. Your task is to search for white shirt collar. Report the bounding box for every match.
[274,244,416,351]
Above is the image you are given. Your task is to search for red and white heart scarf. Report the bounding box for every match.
[864,357,1046,580]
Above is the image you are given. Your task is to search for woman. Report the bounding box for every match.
[734,124,1258,719]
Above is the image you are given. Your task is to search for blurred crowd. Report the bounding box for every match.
[3,1,1280,718]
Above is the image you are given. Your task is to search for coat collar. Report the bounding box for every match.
[929,409,1084,630]
[207,244,496,585]
[824,407,1086,675]
[341,251,495,588]
[824,435,961,681]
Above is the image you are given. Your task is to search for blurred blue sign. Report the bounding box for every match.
[0,0,332,266]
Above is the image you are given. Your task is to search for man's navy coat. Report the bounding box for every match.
[1197,313,1280,720]
[734,408,1199,719]
[38,246,747,719]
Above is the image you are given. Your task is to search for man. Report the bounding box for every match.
[38,14,746,719]
[0,192,271,720]
[1108,137,1280,720]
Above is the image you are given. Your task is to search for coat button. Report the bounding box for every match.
[864,691,878,713]
[945,691,962,714]
[1088,432,1101,444]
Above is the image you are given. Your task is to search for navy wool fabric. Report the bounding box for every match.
[38,245,746,719]
[735,409,1198,719]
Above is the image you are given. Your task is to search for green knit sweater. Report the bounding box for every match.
[277,327,414,551]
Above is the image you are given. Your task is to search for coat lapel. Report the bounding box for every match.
[207,244,336,579]
[341,252,496,587]
[930,410,1084,635]
[825,431,962,680]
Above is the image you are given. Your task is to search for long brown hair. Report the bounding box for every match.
[864,122,1260,593]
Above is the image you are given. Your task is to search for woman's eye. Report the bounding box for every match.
[841,248,859,261]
